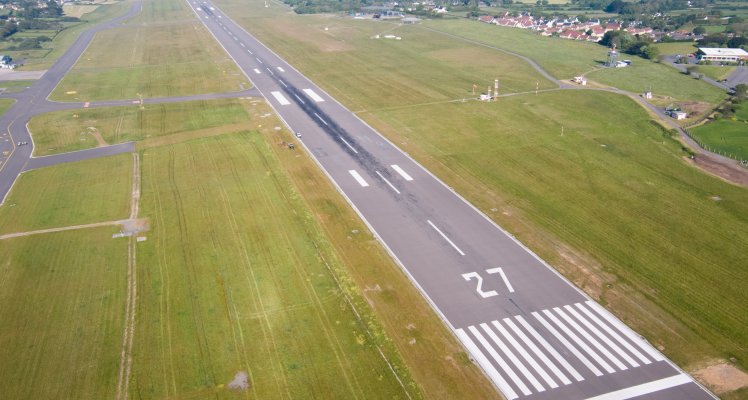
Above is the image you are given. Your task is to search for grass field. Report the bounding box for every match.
[51,0,247,101]
[131,133,416,398]
[654,42,699,56]
[0,154,131,234]
[0,98,14,115]
[0,81,34,94]
[690,102,748,160]
[0,228,128,399]
[29,99,251,156]
[697,65,736,81]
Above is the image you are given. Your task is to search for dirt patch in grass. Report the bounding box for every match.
[688,155,748,187]
[227,371,249,390]
[692,361,748,395]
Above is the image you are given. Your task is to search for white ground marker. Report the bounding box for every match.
[253,68,261,74]
[277,66,285,72]
[348,170,369,187]
[375,171,400,194]
[391,164,413,181]
[303,88,325,102]
[585,374,692,400]
[456,328,518,400]
[427,220,465,256]
[270,91,290,106]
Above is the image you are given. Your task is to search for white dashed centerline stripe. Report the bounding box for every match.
[481,323,545,393]
[391,164,413,181]
[586,301,664,362]
[303,88,325,102]
[575,303,651,365]
[426,220,465,256]
[553,307,626,372]
[266,67,274,76]
[491,320,559,389]
[256,57,263,64]
[278,80,287,88]
[348,170,369,187]
[313,113,329,126]
[277,66,285,72]
[338,136,358,154]
[253,68,261,74]
[293,94,305,104]
[507,316,577,385]
[585,374,692,400]
[270,91,290,106]
[248,50,253,55]
[469,326,532,396]
[456,329,518,400]
[375,171,400,194]
[240,42,245,47]
[532,311,603,377]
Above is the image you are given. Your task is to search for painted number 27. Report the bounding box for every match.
[462,268,514,298]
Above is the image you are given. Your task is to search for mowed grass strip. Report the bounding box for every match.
[690,102,748,160]
[361,89,748,370]
[132,133,415,398]
[0,227,127,399]
[29,99,251,156]
[51,0,247,101]
[0,154,131,234]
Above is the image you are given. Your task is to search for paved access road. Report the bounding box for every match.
[187,2,716,399]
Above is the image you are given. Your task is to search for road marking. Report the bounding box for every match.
[532,311,603,376]
[481,323,545,393]
[248,50,253,54]
[277,66,285,72]
[507,317,577,385]
[585,374,692,400]
[270,91,290,106]
[253,68,261,74]
[486,267,514,293]
[543,309,615,374]
[565,305,639,368]
[240,42,245,47]
[470,325,532,396]
[256,57,263,64]
[391,164,413,181]
[456,328,518,400]
[338,136,357,153]
[426,220,465,256]
[586,301,664,362]
[492,320,558,389]
[313,112,328,126]
[348,170,369,187]
[376,171,400,194]
[553,307,625,372]
[278,79,287,88]
[293,93,305,104]
[303,88,325,102]
[575,303,651,365]
[266,67,274,76]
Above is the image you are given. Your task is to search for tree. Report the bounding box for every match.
[693,26,706,35]
[686,65,700,76]
[604,0,624,13]
[643,45,660,60]
[736,84,748,100]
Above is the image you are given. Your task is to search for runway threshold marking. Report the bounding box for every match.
[585,301,664,362]
[277,66,285,72]
[348,170,369,187]
[564,305,639,368]
[480,322,546,393]
[338,136,357,153]
[456,328,519,400]
[552,307,628,371]
[513,316,582,383]
[426,220,465,256]
[253,68,261,74]
[375,171,400,194]
[303,88,325,102]
[584,374,692,400]
[270,91,290,105]
[391,164,413,181]
[313,113,328,126]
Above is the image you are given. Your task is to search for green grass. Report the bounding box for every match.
[51,0,248,101]
[126,0,198,24]
[0,81,34,94]
[0,228,127,399]
[690,102,748,160]
[0,154,131,234]
[131,132,416,398]
[697,65,736,81]
[0,98,14,114]
[13,0,132,70]
[654,42,698,56]
[586,61,726,103]
[29,99,251,155]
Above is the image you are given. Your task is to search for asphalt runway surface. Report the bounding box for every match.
[186,1,717,399]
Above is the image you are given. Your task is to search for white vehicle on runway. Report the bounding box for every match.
[295,132,302,138]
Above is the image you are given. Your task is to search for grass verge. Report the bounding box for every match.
[689,102,748,160]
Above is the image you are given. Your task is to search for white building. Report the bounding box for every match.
[696,48,748,63]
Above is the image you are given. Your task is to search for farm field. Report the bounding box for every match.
[131,133,416,398]
[51,0,247,101]
[690,102,748,160]
[0,154,131,234]
[0,228,128,399]
[29,99,251,156]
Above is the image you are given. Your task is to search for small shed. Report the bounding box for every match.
[670,111,687,120]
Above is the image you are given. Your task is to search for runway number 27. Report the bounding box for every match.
[462,268,514,298]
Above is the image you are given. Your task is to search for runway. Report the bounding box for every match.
[186,1,716,399]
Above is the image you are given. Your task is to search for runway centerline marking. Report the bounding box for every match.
[486,267,514,293]
[253,68,261,74]
[426,220,465,256]
[348,170,369,187]
[266,67,274,75]
[375,171,400,194]
[256,57,263,64]
[391,164,413,181]
[278,79,287,88]
[248,50,253,54]
[303,88,325,102]
[277,66,285,72]
[270,91,290,106]
[585,374,692,400]
[240,42,245,47]
[293,93,305,104]
[313,113,329,126]
[338,136,357,153]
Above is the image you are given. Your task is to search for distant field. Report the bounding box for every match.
[0,154,131,234]
[131,133,416,398]
[63,3,102,18]
[126,0,197,23]
[29,99,251,155]
[0,228,127,399]
[697,65,736,81]
[690,102,748,160]
[654,42,698,56]
[51,0,247,100]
